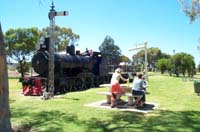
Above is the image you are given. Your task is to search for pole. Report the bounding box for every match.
[47,2,56,98]
[144,42,148,81]
[173,49,176,76]
[43,1,68,99]
[42,1,56,99]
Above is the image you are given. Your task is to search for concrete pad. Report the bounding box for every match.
[85,100,159,113]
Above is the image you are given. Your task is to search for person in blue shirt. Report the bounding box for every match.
[131,72,146,108]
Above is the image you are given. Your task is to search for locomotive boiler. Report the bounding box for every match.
[32,45,102,78]
[22,38,111,95]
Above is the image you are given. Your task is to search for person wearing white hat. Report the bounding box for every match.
[110,68,128,108]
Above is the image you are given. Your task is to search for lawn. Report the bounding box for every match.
[9,72,200,132]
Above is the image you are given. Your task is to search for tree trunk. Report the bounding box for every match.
[19,60,24,79]
[0,23,12,131]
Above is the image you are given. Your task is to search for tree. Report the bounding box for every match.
[181,53,195,76]
[119,55,131,63]
[4,27,39,78]
[99,35,121,65]
[157,58,168,74]
[166,58,174,76]
[148,47,162,71]
[198,63,200,72]
[173,52,195,76]
[0,23,12,132]
[16,62,31,74]
[157,58,173,75]
[179,0,200,63]
[132,47,164,71]
[40,25,80,52]
[179,0,200,22]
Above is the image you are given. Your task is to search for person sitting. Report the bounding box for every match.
[110,68,128,108]
[131,72,146,108]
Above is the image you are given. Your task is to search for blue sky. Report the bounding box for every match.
[1,0,200,65]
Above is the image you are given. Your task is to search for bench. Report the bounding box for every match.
[96,92,142,105]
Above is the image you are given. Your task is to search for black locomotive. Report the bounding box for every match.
[22,38,111,95]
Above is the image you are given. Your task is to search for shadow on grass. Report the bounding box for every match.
[12,108,200,132]
[12,108,78,132]
[64,97,80,101]
[82,110,200,132]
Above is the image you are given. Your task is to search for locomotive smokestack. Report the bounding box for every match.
[66,44,75,55]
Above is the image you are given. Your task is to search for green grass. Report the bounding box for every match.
[9,73,200,132]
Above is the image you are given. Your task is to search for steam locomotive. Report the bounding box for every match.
[22,38,112,95]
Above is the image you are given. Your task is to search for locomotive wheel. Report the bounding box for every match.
[69,78,75,91]
[79,76,92,90]
[76,73,95,90]
[71,78,78,91]
[80,77,87,90]
[75,77,83,90]
[85,77,93,88]
[93,76,99,87]
[99,76,104,85]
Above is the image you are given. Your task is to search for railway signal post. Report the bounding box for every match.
[43,1,68,99]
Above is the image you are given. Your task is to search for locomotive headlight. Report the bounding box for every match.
[98,54,102,57]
